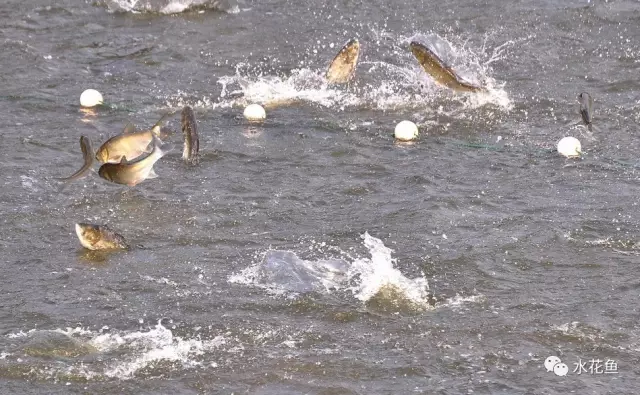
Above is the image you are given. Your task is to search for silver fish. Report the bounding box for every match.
[326,38,360,84]
[409,41,485,93]
[181,106,200,165]
[75,223,129,251]
[98,136,173,186]
[57,136,94,182]
[95,113,172,164]
[578,92,593,126]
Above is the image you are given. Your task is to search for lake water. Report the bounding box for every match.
[1,0,639,393]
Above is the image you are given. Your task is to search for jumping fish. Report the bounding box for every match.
[326,38,360,84]
[57,136,94,182]
[95,113,172,164]
[75,223,129,251]
[181,106,200,165]
[409,41,485,93]
[578,92,593,126]
[98,136,173,186]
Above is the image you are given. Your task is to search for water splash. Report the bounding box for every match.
[100,0,239,14]
[210,31,513,114]
[230,232,434,311]
[228,250,349,297]
[346,232,431,309]
[92,321,225,379]
[2,322,225,381]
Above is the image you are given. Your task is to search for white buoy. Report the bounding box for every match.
[394,120,419,141]
[557,136,581,158]
[80,89,103,108]
[244,104,266,122]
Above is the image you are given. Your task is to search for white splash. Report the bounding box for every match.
[229,249,349,297]
[91,321,225,379]
[346,232,430,305]
[103,0,239,14]
[4,322,225,381]
[209,31,514,113]
[230,232,433,309]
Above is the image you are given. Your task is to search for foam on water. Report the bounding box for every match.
[230,232,435,311]
[2,322,225,381]
[101,0,239,14]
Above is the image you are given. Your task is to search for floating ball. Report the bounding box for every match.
[394,120,419,141]
[80,89,103,108]
[244,104,266,122]
[557,136,581,158]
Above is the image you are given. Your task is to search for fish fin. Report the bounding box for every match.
[80,136,94,167]
[151,112,176,136]
[152,134,175,158]
[122,122,137,134]
[147,167,159,179]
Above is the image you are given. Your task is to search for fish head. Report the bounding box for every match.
[578,92,593,124]
[75,223,101,249]
[95,146,109,163]
[578,92,593,107]
[98,165,113,181]
[326,38,360,84]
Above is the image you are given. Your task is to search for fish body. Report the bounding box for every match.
[326,38,360,84]
[409,41,484,93]
[57,136,94,182]
[181,106,200,165]
[95,113,172,163]
[578,92,593,125]
[75,223,129,250]
[98,136,173,186]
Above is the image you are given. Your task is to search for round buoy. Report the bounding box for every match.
[394,120,419,141]
[557,136,581,158]
[80,89,103,108]
[244,104,266,122]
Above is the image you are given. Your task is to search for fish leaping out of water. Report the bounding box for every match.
[75,223,129,251]
[409,41,485,93]
[326,38,360,84]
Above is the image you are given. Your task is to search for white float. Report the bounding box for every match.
[80,89,103,108]
[394,120,419,141]
[557,136,581,158]
[244,104,266,122]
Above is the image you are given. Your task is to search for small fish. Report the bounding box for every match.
[409,41,484,93]
[75,223,129,250]
[98,136,173,186]
[578,92,593,126]
[95,113,172,164]
[326,38,360,84]
[181,106,200,165]
[57,136,94,182]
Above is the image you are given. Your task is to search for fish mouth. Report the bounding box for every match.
[75,223,94,250]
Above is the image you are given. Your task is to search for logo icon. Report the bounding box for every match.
[545,356,566,376]
[545,356,561,372]
[553,362,569,376]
